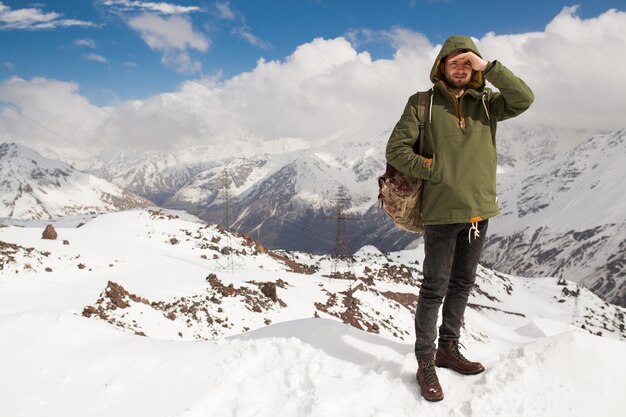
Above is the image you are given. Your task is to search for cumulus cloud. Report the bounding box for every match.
[473,6,626,129]
[102,2,210,73]
[0,77,111,158]
[1,7,624,157]
[128,13,209,50]
[127,13,209,73]
[0,2,95,30]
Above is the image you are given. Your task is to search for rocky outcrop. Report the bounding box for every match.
[42,225,57,240]
[83,275,290,339]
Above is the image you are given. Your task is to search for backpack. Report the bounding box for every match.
[377,90,431,233]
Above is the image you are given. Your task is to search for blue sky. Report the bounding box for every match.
[1,0,624,105]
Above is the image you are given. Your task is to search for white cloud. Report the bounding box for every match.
[102,0,201,15]
[128,13,208,50]
[0,77,111,157]
[385,27,432,52]
[345,26,432,56]
[232,26,271,49]
[4,61,14,70]
[82,53,109,64]
[215,2,237,20]
[0,2,94,30]
[344,28,376,48]
[476,6,626,129]
[75,38,97,48]
[162,50,201,73]
[1,7,625,156]
[127,13,209,73]
[215,3,269,50]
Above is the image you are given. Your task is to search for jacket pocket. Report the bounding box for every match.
[428,153,442,185]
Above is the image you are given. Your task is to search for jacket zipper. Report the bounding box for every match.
[459,96,466,129]
[448,91,466,129]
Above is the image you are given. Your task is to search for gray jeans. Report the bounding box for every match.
[414,220,488,360]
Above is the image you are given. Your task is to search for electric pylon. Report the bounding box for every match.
[325,185,359,279]
[216,167,242,273]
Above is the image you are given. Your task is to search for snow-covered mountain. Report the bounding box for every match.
[93,135,395,253]
[1,208,625,417]
[89,126,611,252]
[90,136,314,206]
[483,129,626,307]
[14,125,625,307]
[189,150,392,253]
[164,156,274,210]
[91,147,219,205]
[0,143,152,219]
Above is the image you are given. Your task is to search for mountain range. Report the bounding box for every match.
[1,125,625,308]
[0,142,151,219]
[484,129,626,307]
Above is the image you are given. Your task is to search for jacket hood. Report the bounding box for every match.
[430,36,485,90]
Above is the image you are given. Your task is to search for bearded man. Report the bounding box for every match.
[385,35,534,402]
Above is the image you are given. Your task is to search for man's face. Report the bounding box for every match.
[441,50,473,89]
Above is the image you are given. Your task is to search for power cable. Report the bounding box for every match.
[273,217,335,245]
[275,214,337,241]
[1,101,103,162]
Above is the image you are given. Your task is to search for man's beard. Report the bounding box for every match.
[444,73,471,89]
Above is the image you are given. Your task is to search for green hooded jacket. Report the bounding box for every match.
[385,36,534,225]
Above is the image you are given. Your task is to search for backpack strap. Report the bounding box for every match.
[414,89,432,156]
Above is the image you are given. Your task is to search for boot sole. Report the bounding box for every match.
[436,362,485,375]
[421,394,444,402]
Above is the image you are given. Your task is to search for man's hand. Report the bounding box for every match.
[451,51,488,72]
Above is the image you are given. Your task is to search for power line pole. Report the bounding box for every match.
[325,185,359,279]
[222,168,232,231]
[216,167,241,273]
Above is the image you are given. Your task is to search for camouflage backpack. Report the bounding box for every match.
[377,90,431,233]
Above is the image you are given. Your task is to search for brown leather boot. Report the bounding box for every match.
[436,340,485,375]
[416,356,444,402]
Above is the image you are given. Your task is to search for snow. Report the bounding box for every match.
[11,126,625,308]
[1,312,624,417]
[495,130,626,232]
[1,208,625,416]
[36,124,623,308]
[0,142,149,219]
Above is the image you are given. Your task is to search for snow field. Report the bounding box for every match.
[1,208,625,417]
[1,311,624,417]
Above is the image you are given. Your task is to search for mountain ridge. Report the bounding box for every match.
[4,125,625,308]
[0,142,152,219]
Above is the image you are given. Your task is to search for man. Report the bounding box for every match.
[385,36,533,402]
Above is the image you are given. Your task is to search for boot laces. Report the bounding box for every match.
[421,358,439,386]
[449,341,471,364]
